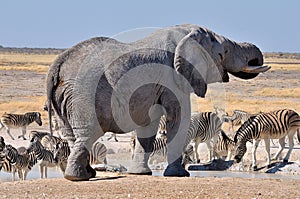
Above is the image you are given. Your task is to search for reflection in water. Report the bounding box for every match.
[152,170,300,180]
[0,166,63,182]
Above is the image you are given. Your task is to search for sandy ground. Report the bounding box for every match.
[0,51,300,198]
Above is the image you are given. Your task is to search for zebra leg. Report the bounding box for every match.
[272,137,285,161]
[211,135,218,160]
[204,140,212,162]
[194,140,201,163]
[283,131,295,162]
[251,139,260,170]
[6,128,15,140]
[127,120,158,175]
[40,165,44,178]
[18,127,26,140]
[45,167,48,178]
[263,138,271,167]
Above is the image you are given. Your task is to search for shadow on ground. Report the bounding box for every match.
[188,159,234,171]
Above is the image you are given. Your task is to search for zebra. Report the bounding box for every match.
[0,112,42,140]
[43,104,59,133]
[107,133,119,142]
[234,109,300,169]
[53,140,108,169]
[223,110,256,132]
[130,112,222,165]
[182,112,222,164]
[0,144,17,181]
[53,140,70,173]
[215,130,236,160]
[130,131,168,160]
[157,115,167,137]
[40,134,62,152]
[14,147,36,181]
[28,137,57,178]
[28,130,51,141]
[150,135,168,158]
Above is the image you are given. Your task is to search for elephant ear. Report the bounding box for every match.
[173,29,221,97]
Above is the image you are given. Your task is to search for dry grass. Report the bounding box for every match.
[0,53,57,73]
[0,51,299,122]
[0,96,48,124]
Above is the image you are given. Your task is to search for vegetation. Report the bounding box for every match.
[0,50,299,123]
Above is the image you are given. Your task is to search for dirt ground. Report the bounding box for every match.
[1,173,300,199]
[0,50,300,198]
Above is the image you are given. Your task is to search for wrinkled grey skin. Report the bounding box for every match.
[46,24,270,181]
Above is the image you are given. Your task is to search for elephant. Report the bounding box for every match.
[46,24,270,181]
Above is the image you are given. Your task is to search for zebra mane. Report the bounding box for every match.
[234,115,256,143]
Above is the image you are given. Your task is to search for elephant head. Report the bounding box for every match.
[173,25,270,97]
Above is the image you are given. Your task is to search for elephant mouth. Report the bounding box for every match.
[230,58,271,80]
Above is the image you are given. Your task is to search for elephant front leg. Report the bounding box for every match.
[163,115,190,177]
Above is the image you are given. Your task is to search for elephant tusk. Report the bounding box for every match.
[242,65,271,73]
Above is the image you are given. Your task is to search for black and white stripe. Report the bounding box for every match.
[0,112,42,140]
[40,134,62,152]
[223,110,256,132]
[90,142,107,165]
[53,140,108,167]
[0,144,17,181]
[234,109,300,169]
[215,130,235,160]
[183,112,222,164]
[28,137,56,178]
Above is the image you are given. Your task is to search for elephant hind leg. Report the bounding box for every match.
[64,143,95,181]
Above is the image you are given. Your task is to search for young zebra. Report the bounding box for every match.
[28,137,57,178]
[182,112,222,164]
[53,140,108,169]
[0,144,17,181]
[234,109,300,169]
[53,140,70,173]
[130,112,222,164]
[40,134,62,152]
[0,112,42,140]
[215,130,235,160]
[15,147,36,181]
[107,133,119,142]
[224,110,256,132]
[28,130,51,141]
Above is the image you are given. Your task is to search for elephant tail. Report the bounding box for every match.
[46,50,68,137]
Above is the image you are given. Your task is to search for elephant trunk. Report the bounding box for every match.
[226,41,270,79]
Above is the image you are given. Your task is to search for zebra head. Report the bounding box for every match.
[27,136,41,153]
[34,112,42,126]
[233,141,247,163]
[53,141,70,164]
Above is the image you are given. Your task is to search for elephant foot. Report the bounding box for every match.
[127,162,152,175]
[64,143,96,181]
[127,153,152,175]
[164,157,190,177]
